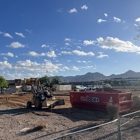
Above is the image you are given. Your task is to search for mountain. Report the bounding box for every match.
[64,72,106,82]
[108,70,140,79]
[59,70,140,83]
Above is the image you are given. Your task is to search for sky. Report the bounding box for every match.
[0,0,140,80]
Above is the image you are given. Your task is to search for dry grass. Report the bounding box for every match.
[107,103,119,120]
[132,96,140,108]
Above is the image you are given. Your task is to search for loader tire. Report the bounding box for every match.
[27,101,32,108]
[34,98,42,110]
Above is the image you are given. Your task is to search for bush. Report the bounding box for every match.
[107,103,119,120]
[132,96,140,106]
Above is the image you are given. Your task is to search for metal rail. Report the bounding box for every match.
[122,110,140,117]
[51,119,118,140]
[51,109,140,140]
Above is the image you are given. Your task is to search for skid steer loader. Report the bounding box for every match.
[24,78,65,109]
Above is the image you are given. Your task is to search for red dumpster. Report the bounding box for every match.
[70,91,132,113]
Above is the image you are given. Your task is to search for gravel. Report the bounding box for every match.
[0,90,140,140]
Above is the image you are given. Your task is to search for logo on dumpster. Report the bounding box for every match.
[80,96,99,102]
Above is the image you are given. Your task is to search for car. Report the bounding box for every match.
[104,83,112,88]
[75,85,87,91]
[86,85,97,90]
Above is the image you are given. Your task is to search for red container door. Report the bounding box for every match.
[118,93,132,113]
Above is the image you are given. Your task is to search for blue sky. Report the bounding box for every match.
[0,0,140,80]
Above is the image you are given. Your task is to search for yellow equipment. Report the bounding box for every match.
[24,78,65,109]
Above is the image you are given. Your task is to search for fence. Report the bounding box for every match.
[51,110,140,140]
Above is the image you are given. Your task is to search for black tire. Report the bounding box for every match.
[49,104,55,109]
[27,101,32,108]
[34,98,42,110]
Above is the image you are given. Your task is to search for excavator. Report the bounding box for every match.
[24,78,65,109]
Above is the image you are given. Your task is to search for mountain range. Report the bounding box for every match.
[58,70,140,82]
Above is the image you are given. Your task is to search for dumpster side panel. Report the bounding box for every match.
[70,91,132,113]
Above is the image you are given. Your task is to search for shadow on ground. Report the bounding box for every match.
[0,107,108,122]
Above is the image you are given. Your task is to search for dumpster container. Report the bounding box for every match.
[70,91,132,113]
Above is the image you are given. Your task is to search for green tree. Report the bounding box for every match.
[0,76,8,93]
[51,76,61,85]
[39,75,50,86]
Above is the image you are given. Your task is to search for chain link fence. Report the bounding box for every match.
[51,110,140,140]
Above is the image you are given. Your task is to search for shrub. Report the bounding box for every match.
[132,96,140,106]
[107,103,119,120]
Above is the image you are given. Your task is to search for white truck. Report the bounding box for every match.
[75,85,87,91]
[86,85,97,90]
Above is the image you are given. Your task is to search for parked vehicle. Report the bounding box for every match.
[86,85,97,90]
[86,85,93,90]
[75,85,87,91]
[92,85,103,90]
[104,83,112,88]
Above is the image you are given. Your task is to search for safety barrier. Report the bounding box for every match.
[51,110,140,140]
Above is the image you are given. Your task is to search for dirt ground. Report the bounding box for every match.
[0,89,140,140]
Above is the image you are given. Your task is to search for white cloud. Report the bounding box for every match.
[4,33,13,38]
[7,52,14,57]
[7,42,25,48]
[77,60,86,63]
[67,60,71,62]
[65,38,71,42]
[14,59,60,73]
[97,52,109,58]
[41,44,47,48]
[81,5,88,10]
[65,43,70,46]
[104,13,108,17]
[114,17,121,22]
[97,37,140,53]
[41,44,50,48]
[0,31,13,38]
[0,52,14,57]
[134,24,139,27]
[28,51,37,57]
[28,51,45,57]
[97,19,107,23]
[135,17,140,22]
[83,40,95,46]
[0,61,12,70]
[72,66,79,71]
[47,51,57,58]
[15,32,25,38]
[25,29,32,34]
[28,51,57,58]
[81,65,94,69]
[60,66,70,71]
[4,57,8,60]
[57,8,63,13]
[1,59,71,79]
[61,51,72,54]
[72,50,95,56]
[77,46,81,49]
[69,8,77,13]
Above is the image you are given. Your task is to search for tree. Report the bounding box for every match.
[0,76,8,93]
[51,76,61,85]
[39,75,50,86]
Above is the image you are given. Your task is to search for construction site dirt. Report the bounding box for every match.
[0,89,140,140]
